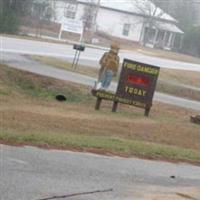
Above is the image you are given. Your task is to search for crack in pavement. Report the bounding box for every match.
[36,188,113,200]
[176,193,200,200]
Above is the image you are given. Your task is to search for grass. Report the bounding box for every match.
[31,55,200,101]
[0,64,93,103]
[0,64,200,164]
[159,68,200,88]
[157,81,200,101]
[1,131,200,163]
[30,55,99,78]
[136,46,200,65]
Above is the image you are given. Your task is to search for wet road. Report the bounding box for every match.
[1,36,200,71]
[1,145,200,200]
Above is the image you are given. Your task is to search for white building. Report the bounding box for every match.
[52,0,184,50]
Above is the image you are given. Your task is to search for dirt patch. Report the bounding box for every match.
[141,187,200,200]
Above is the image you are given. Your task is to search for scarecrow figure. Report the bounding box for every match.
[95,43,120,90]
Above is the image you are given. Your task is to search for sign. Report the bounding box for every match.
[59,19,84,42]
[92,90,146,108]
[61,19,83,34]
[91,59,160,116]
[116,59,160,108]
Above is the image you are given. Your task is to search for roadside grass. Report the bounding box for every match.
[0,64,93,103]
[31,55,200,101]
[157,81,200,101]
[0,64,200,164]
[1,130,200,163]
[137,47,200,65]
[30,55,98,78]
[159,68,200,88]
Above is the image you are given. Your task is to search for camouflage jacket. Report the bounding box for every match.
[99,51,120,75]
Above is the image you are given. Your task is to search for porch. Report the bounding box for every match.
[140,22,184,51]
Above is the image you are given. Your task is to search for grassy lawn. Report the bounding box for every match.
[30,55,99,78]
[137,47,200,65]
[0,64,200,164]
[31,55,200,101]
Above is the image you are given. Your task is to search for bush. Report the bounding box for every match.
[0,9,20,34]
[183,27,200,57]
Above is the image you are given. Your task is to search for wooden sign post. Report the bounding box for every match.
[92,59,160,117]
[72,44,85,69]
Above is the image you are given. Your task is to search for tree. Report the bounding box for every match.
[30,0,53,36]
[0,0,34,33]
[183,27,200,56]
[0,0,19,33]
[132,0,165,46]
[152,0,196,32]
[82,0,100,42]
[152,0,199,56]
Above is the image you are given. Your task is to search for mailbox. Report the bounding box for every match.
[73,44,85,51]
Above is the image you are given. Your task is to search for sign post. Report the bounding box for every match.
[92,59,160,117]
[58,19,85,69]
[72,44,85,69]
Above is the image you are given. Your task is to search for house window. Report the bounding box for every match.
[64,2,77,19]
[123,24,131,36]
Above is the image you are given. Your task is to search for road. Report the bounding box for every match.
[2,52,200,111]
[1,36,200,71]
[0,144,200,200]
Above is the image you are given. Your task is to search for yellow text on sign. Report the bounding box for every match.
[124,62,159,76]
[125,86,147,97]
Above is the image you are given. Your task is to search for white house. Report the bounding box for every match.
[51,0,184,50]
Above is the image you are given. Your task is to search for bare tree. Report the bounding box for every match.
[31,0,53,37]
[152,0,196,31]
[82,0,100,42]
[133,0,165,46]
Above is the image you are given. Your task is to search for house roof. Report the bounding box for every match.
[156,22,184,34]
[78,0,177,22]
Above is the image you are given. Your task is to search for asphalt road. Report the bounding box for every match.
[1,52,200,111]
[1,145,200,200]
[1,36,200,71]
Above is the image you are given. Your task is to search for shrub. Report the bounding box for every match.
[0,9,20,34]
[183,27,200,57]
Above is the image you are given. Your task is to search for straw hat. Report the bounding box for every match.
[110,42,120,50]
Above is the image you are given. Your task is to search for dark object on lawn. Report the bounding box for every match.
[55,95,67,102]
[190,115,200,125]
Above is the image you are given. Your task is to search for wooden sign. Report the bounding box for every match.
[92,59,160,117]
[116,59,160,109]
